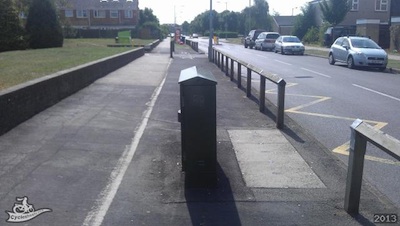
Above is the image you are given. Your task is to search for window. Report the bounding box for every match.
[124,10,133,18]
[65,10,73,17]
[351,0,359,11]
[76,10,88,18]
[94,10,106,18]
[110,10,119,18]
[376,0,388,11]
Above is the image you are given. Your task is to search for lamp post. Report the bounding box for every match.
[208,0,213,62]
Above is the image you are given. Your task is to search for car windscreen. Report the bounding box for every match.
[266,34,280,39]
[350,38,380,49]
[282,37,300,43]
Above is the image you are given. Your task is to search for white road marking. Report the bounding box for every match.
[82,60,171,226]
[353,84,400,102]
[274,59,292,66]
[301,68,332,78]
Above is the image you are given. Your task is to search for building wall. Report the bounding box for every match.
[59,0,139,29]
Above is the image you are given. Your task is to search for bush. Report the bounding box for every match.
[0,0,27,52]
[25,0,63,49]
[390,25,400,51]
[302,27,319,44]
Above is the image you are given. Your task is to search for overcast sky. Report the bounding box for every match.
[139,0,310,24]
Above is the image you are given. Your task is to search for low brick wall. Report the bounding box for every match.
[0,48,145,136]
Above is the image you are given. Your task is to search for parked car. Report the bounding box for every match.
[328,36,388,71]
[254,32,280,51]
[244,29,265,49]
[274,36,305,55]
[191,33,199,38]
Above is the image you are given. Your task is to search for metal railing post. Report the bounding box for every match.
[344,119,367,214]
[221,54,225,72]
[217,52,220,68]
[277,79,286,129]
[247,68,252,97]
[230,59,234,81]
[225,56,229,76]
[259,76,266,112]
[237,63,242,88]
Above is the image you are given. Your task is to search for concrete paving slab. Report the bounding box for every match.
[229,130,326,188]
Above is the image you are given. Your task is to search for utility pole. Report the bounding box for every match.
[208,0,213,62]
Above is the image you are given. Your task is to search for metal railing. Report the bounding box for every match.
[185,39,199,52]
[212,47,286,129]
[345,119,400,214]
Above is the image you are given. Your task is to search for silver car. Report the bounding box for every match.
[328,36,387,71]
[274,36,305,55]
[254,32,280,51]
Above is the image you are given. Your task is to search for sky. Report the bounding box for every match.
[139,0,311,24]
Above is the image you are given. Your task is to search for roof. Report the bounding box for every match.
[273,16,297,27]
[57,0,138,10]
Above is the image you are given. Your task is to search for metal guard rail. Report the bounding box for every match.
[345,119,400,214]
[212,47,286,129]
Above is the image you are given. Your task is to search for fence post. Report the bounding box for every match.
[217,52,220,68]
[259,76,266,112]
[247,68,252,97]
[225,56,229,76]
[237,63,242,88]
[277,79,286,129]
[344,119,367,214]
[230,60,234,81]
[221,54,225,72]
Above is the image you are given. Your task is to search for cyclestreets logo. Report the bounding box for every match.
[5,196,52,223]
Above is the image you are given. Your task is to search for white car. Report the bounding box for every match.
[254,32,280,51]
[274,36,305,55]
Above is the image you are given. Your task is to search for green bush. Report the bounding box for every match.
[0,0,27,52]
[25,0,63,49]
[302,26,319,44]
[390,25,400,50]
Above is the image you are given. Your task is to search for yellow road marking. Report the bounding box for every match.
[267,83,397,166]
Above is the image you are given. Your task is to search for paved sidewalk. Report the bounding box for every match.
[0,40,398,225]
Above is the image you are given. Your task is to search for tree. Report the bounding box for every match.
[138,8,161,39]
[292,3,317,40]
[319,0,350,26]
[242,0,271,34]
[25,0,63,49]
[0,0,26,52]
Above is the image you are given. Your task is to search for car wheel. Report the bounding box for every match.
[328,53,335,65]
[244,43,248,48]
[347,56,355,69]
[250,45,253,49]
[274,47,278,53]
[281,47,285,55]
[261,44,265,51]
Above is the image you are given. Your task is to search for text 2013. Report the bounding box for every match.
[373,214,398,223]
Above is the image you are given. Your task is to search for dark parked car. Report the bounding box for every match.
[244,29,265,49]
[328,36,388,71]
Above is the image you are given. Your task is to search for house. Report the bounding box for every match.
[58,0,139,37]
[311,0,400,48]
[272,16,297,35]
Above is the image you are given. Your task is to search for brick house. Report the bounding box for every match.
[58,0,139,30]
[311,0,400,48]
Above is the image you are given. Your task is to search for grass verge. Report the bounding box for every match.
[0,39,153,91]
[305,49,400,71]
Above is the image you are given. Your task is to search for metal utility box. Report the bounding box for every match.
[178,66,217,188]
